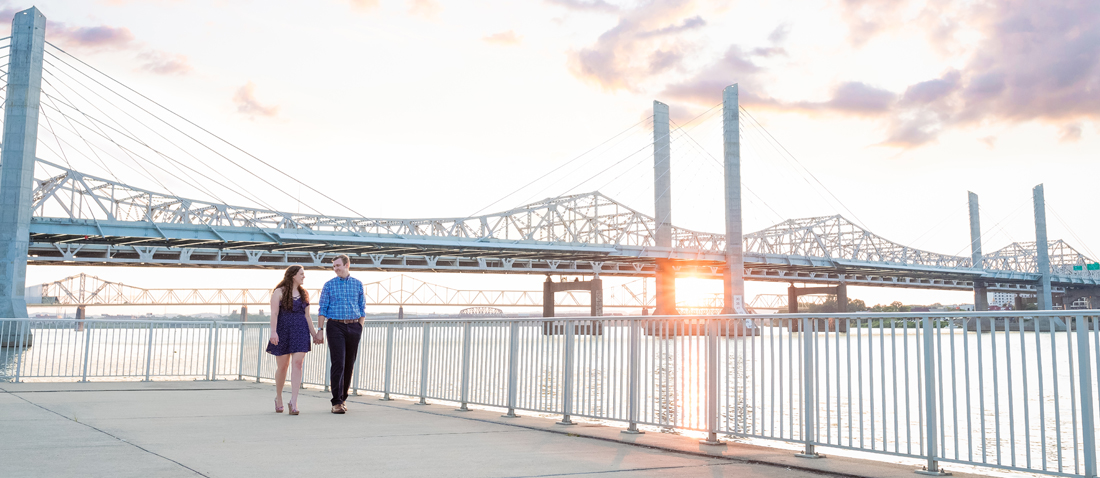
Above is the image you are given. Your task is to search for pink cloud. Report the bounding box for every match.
[233,82,279,118]
[483,30,522,45]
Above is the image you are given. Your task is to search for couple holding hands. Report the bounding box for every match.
[265,254,365,416]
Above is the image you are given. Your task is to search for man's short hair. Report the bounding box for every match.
[334,254,351,266]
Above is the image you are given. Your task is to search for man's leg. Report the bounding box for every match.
[326,323,347,406]
[340,322,363,404]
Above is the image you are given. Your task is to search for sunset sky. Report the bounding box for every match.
[14,0,1100,313]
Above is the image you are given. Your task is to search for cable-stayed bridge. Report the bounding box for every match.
[2,6,1099,320]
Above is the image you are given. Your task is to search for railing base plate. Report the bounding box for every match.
[795,453,823,459]
[620,429,644,435]
[914,470,950,476]
[698,440,725,446]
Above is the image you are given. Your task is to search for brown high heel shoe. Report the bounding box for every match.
[275,398,284,413]
[288,401,299,416]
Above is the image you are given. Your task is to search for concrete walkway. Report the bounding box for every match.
[0,381,991,478]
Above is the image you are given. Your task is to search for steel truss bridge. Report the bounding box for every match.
[29,159,1100,294]
[3,6,1098,320]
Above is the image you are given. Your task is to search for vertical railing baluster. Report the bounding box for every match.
[203,321,214,381]
[381,321,394,401]
[701,317,722,445]
[80,321,92,382]
[797,316,821,457]
[918,316,946,475]
[456,321,472,411]
[503,321,519,418]
[1076,315,1097,478]
[418,322,431,405]
[558,319,576,425]
[255,324,264,383]
[237,320,245,381]
[14,320,26,382]
[623,319,643,434]
[144,322,154,381]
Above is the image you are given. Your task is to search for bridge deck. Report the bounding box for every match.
[0,381,993,478]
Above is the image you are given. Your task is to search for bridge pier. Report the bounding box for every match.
[968,192,989,311]
[652,101,678,316]
[721,85,746,314]
[543,276,603,318]
[0,8,46,326]
[1033,184,1053,310]
[787,284,847,332]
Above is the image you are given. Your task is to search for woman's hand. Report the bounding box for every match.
[269,331,279,346]
[312,331,323,344]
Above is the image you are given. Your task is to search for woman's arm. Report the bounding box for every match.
[269,289,281,345]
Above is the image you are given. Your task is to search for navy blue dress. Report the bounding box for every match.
[266,296,311,356]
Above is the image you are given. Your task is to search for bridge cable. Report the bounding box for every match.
[739,106,868,229]
[1046,202,1098,261]
[44,43,360,217]
[40,60,236,205]
[39,63,258,208]
[39,73,178,196]
[466,115,655,217]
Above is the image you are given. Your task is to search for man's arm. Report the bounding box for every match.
[317,281,330,331]
[357,279,366,325]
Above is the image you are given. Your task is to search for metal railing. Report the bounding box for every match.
[1,311,1097,478]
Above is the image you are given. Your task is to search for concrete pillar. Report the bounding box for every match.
[653,101,677,316]
[75,305,86,332]
[836,283,847,313]
[0,8,46,321]
[240,305,248,322]
[968,192,988,311]
[590,276,603,317]
[543,276,554,318]
[1033,184,1053,310]
[722,84,746,314]
[397,306,404,320]
[787,284,798,314]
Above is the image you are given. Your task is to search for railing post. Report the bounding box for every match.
[351,330,362,396]
[1076,315,1097,478]
[204,321,215,381]
[701,317,723,445]
[143,322,154,382]
[557,319,576,425]
[237,321,245,381]
[797,316,822,458]
[381,321,394,401]
[917,316,949,475]
[255,324,264,383]
[80,321,92,382]
[14,320,26,382]
[622,319,643,434]
[417,322,431,405]
[456,321,472,411]
[502,321,519,418]
[324,348,331,392]
[211,322,220,380]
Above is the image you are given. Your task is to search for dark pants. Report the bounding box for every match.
[326,321,362,405]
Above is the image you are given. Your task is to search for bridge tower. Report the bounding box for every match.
[1033,184,1052,310]
[652,101,677,316]
[0,7,46,324]
[722,85,747,314]
[968,192,988,311]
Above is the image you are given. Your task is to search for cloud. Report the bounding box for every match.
[408,0,442,19]
[233,82,279,118]
[767,23,791,43]
[1059,123,1083,142]
[661,45,769,105]
[545,0,619,14]
[566,0,708,91]
[979,135,997,148]
[137,50,192,75]
[52,24,136,50]
[483,30,522,46]
[345,0,380,11]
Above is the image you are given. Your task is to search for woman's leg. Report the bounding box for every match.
[289,352,306,407]
[275,354,290,405]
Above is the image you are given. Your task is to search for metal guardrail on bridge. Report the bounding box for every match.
[1,311,1097,477]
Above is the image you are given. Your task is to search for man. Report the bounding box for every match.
[317,254,365,414]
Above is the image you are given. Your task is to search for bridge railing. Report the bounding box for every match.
[2,311,1098,478]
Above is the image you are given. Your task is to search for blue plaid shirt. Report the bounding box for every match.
[318,275,365,320]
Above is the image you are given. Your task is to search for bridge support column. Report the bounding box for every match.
[543,276,603,318]
[968,192,989,311]
[1033,184,1053,310]
[722,84,746,314]
[75,305,86,333]
[0,8,46,326]
[240,305,248,323]
[654,260,677,316]
[788,284,847,332]
[652,100,678,317]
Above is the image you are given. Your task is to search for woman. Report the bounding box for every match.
[266,265,320,415]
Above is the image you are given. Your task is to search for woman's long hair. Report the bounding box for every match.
[274,265,309,311]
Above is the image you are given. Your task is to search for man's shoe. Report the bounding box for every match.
[331,404,345,414]
[340,403,348,412]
